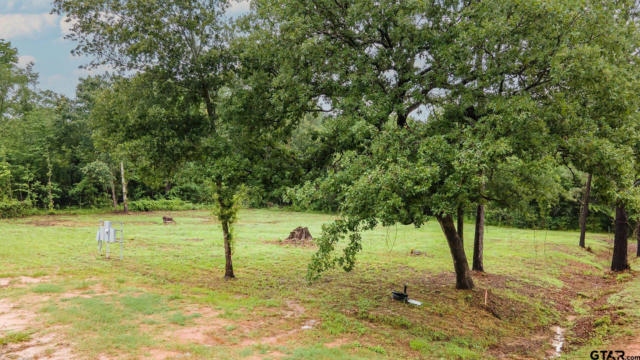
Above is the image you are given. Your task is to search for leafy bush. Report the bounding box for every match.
[485,203,612,232]
[69,161,113,207]
[283,179,343,212]
[128,198,201,212]
[167,183,213,204]
[0,199,32,219]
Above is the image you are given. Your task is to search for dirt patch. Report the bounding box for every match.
[2,330,74,360]
[610,334,640,353]
[555,261,623,350]
[163,302,315,349]
[24,218,97,227]
[0,299,74,359]
[283,300,305,318]
[0,299,36,331]
[22,217,154,227]
[172,325,228,346]
[0,276,50,288]
[60,283,114,299]
[164,306,229,346]
[244,350,286,360]
[144,348,185,360]
[325,338,350,348]
[419,266,623,358]
[239,328,300,346]
[470,288,527,321]
[493,334,549,359]
[567,285,622,347]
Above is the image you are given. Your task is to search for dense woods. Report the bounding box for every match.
[1,0,640,286]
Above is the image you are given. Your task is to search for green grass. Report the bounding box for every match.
[168,312,201,325]
[0,209,638,359]
[40,295,155,355]
[0,331,31,346]
[32,283,64,293]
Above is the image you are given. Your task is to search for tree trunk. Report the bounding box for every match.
[473,204,485,272]
[202,86,216,133]
[457,205,464,244]
[46,154,54,211]
[110,174,118,211]
[611,204,630,271]
[120,162,128,214]
[437,214,474,289]
[222,220,235,279]
[397,112,407,128]
[636,221,640,258]
[579,173,592,248]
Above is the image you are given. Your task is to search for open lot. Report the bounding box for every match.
[1,209,639,359]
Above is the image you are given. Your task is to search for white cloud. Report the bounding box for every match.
[42,73,77,96]
[1,0,53,13]
[0,13,58,39]
[59,15,78,37]
[228,1,250,14]
[17,55,36,69]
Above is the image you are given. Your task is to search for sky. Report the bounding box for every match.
[0,0,250,98]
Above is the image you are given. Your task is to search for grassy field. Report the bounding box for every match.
[1,209,639,359]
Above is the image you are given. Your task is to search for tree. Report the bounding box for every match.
[261,0,583,289]
[53,0,232,132]
[636,221,640,258]
[473,197,485,272]
[200,21,311,277]
[0,40,33,120]
[70,160,113,207]
[545,0,640,270]
[61,0,310,278]
[90,73,209,193]
[578,173,592,248]
[56,0,236,274]
[0,147,11,200]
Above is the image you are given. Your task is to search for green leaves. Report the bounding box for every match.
[274,0,640,280]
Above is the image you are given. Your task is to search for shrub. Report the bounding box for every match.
[128,198,201,212]
[167,183,213,204]
[485,204,612,232]
[0,199,32,219]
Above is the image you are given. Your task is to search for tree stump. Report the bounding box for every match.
[163,216,176,224]
[283,227,313,245]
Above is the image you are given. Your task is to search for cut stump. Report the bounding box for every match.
[283,227,314,246]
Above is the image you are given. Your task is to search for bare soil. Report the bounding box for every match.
[0,298,74,359]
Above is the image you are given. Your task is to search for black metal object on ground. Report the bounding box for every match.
[392,284,408,302]
[392,284,422,306]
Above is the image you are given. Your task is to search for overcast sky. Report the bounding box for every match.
[0,0,250,98]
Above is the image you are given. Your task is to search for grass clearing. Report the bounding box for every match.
[1,209,639,359]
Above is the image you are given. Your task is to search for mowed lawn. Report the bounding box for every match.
[1,209,639,359]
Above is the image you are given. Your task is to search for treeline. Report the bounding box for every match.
[1,0,639,288]
[0,39,618,232]
[0,46,614,232]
